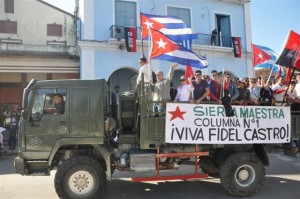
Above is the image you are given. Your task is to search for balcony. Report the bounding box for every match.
[109,25,237,48]
[0,39,77,58]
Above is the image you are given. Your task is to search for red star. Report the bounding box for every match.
[168,106,186,121]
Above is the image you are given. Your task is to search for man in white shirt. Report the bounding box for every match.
[294,74,300,98]
[136,57,152,84]
[272,76,287,105]
[174,76,191,102]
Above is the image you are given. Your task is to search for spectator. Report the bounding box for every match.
[272,76,287,106]
[209,70,222,104]
[257,77,262,86]
[211,28,217,45]
[8,113,18,150]
[189,70,210,104]
[248,78,260,105]
[295,74,300,98]
[286,81,300,111]
[169,82,177,101]
[221,74,238,117]
[235,80,250,105]
[152,63,178,114]
[174,76,191,102]
[136,57,152,84]
[259,77,274,106]
[223,74,239,102]
[0,127,6,157]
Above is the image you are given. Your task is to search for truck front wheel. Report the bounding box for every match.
[220,153,265,197]
[54,156,107,199]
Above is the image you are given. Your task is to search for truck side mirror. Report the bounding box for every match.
[31,111,42,122]
[21,110,29,121]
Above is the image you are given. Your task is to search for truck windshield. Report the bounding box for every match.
[31,88,67,120]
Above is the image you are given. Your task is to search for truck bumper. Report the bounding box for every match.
[14,157,26,175]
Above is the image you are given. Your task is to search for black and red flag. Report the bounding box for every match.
[276,30,300,69]
[231,37,242,58]
[124,27,137,52]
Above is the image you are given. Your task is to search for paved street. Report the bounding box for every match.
[1,152,300,199]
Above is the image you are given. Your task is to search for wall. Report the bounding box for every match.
[0,0,76,46]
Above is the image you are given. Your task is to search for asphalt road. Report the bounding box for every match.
[1,152,300,199]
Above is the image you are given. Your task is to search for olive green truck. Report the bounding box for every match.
[14,79,299,199]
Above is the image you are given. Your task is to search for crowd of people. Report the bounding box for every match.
[174,69,300,111]
[136,58,300,111]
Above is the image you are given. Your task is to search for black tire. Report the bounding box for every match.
[54,156,107,199]
[219,153,265,197]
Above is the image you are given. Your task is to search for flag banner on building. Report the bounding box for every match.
[276,30,300,69]
[165,103,291,144]
[150,29,208,69]
[140,12,198,41]
[252,44,277,67]
[124,27,137,52]
[231,37,242,58]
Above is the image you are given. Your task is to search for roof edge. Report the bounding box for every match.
[36,0,76,18]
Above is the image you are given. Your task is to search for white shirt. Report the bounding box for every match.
[175,84,191,102]
[295,83,300,98]
[248,86,260,100]
[136,63,152,84]
[287,89,297,98]
[272,84,286,102]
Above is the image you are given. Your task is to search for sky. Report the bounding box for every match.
[44,0,300,54]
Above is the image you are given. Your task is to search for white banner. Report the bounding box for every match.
[165,103,291,144]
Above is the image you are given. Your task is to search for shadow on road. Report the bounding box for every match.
[104,175,300,199]
[0,155,17,175]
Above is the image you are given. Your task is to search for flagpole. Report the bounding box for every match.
[148,28,152,83]
[265,64,276,85]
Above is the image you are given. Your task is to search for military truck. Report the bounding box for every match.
[14,78,299,199]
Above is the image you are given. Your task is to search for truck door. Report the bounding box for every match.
[25,88,69,160]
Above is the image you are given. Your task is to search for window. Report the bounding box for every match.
[47,24,62,37]
[115,0,137,27]
[167,6,191,27]
[5,0,14,13]
[0,20,17,34]
[31,89,67,120]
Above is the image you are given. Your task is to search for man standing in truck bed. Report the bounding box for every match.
[152,63,178,115]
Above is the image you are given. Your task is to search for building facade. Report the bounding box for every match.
[0,0,79,126]
[78,0,253,95]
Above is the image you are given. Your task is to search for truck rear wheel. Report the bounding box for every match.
[54,156,107,199]
[220,153,265,197]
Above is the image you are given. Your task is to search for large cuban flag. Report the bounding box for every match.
[150,29,208,69]
[140,12,198,41]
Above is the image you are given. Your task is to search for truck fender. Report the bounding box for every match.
[47,137,103,167]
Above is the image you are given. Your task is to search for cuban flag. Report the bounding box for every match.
[252,44,277,66]
[140,12,198,41]
[150,29,208,69]
[252,44,281,73]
